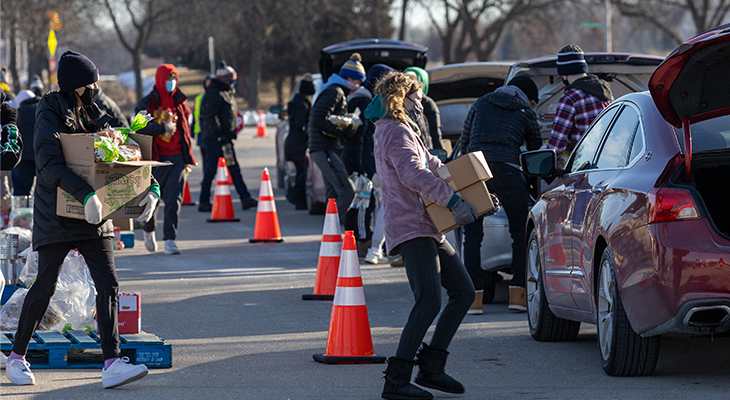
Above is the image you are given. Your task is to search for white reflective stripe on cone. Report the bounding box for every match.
[319,241,341,257]
[214,184,231,196]
[258,180,274,197]
[257,200,276,212]
[322,214,341,235]
[216,168,228,182]
[333,286,366,306]
[337,250,362,278]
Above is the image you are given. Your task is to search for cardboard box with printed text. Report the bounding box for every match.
[56,133,169,220]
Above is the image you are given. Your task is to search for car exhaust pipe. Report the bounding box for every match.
[682,305,730,328]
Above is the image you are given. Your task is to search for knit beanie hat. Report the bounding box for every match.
[57,51,99,93]
[364,63,394,92]
[299,73,316,95]
[339,53,366,83]
[508,76,539,103]
[556,44,588,76]
[403,66,429,95]
[216,65,238,85]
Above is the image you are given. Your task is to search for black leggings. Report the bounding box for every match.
[395,237,474,361]
[12,237,120,360]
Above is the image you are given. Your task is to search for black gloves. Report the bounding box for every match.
[1,103,18,126]
[483,194,501,217]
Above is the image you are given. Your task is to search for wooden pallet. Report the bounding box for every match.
[0,330,171,369]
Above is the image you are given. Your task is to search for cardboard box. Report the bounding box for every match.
[434,151,492,192]
[425,181,495,234]
[56,133,169,220]
[97,292,141,334]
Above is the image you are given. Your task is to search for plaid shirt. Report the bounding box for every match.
[547,88,611,154]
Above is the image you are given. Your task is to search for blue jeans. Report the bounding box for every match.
[145,153,186,240]
[199,141,252,205]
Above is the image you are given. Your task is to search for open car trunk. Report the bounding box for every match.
[670,154,730,238]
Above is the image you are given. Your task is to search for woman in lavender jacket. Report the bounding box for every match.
[365,72,478,400]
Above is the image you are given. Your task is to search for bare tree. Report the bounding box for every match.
[100,0,166,101]
[614,0,730,45]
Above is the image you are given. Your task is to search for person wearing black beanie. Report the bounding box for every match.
[5,50,155,389]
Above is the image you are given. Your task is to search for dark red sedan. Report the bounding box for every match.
[520,25,730,376]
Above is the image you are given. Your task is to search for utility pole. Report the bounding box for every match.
[605,0,612,52]
[208,37,215,75]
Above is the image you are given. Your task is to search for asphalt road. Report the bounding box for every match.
[2,126,730,399]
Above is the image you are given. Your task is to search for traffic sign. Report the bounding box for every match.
[48,29,57,55]
[237,109,244,134]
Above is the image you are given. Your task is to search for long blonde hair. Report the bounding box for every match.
[373,71,422,124]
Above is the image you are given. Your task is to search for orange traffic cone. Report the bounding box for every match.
[249,168,283,243]
[206,157,240,223]
[256,109,267,138]
[303,199,341,300]
[313,231,385,364]
[182,180,195,206]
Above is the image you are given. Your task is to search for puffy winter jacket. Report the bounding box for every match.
[307,74,353,153]
[135,87,195,165]
[17,96,39,162]
[460,86,542,165]
[32,91,116,249]
[200,79,237,144]
[96,91,129,129]
[285,93,311,162]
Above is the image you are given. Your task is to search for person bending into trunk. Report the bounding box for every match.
[366,71,478,400]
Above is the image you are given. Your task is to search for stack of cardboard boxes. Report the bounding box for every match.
[422,151,495,234]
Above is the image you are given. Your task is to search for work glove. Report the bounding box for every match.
[483,193,501,217]
[450,197,477,226]
[84,194,103,225]
[164,120,176,133]
[1,103,18,126]
[137,192,159,223]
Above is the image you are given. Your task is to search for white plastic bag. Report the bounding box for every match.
[0,288,65,331]
[348,172,373,210]
[14,249,97,331]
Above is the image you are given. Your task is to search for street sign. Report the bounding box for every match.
[48,29,57,55]
[236,109,244,134]
[581,22,606,29]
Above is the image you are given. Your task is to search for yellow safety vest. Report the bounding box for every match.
[193,92,204,136]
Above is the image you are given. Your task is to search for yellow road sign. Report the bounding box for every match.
[48,30,57,56]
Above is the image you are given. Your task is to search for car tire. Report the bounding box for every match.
[597,247,660,376]
[526,229,581,342]
[482,271,497,304]
[305,164,326,215]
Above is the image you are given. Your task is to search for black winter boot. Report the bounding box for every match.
[382,357,433,400]
[414,343,465,394]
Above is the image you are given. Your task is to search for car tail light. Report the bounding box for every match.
[647,188,700,223]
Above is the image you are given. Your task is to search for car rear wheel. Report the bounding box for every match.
[526,229,581,342]
[597,248,660,376]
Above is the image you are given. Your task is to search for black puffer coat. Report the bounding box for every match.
[200,79,237,144]
[307,81,352,154]
[96,91,129,129]
[460,86,542,165]
[32,91,115,250]
[285,93,311,162]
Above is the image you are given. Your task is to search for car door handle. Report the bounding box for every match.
[565,185,575,199]
[591,183,606,198]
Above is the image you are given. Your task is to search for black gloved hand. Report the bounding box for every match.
[451,197,477,225]
[1,103,18,126]
[217,136,231,145]
[483,193,501,217]
[340,124,356,140]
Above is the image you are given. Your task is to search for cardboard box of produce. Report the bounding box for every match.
[434,151,492,192]
[112,218,134,231]
[56,133,169,220]
[425,181,495,234]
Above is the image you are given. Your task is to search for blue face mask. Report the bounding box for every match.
[166,80,177,93]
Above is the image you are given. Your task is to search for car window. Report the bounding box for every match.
[595,105,640,169]
[674,114,730,153]
[568,105,620,173]
[439,103,473,136]
[628,118,645,163]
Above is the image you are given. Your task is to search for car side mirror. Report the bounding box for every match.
[429,148,448,163]
[520,149,563,178]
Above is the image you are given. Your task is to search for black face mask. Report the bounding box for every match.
[80,87,100,105]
